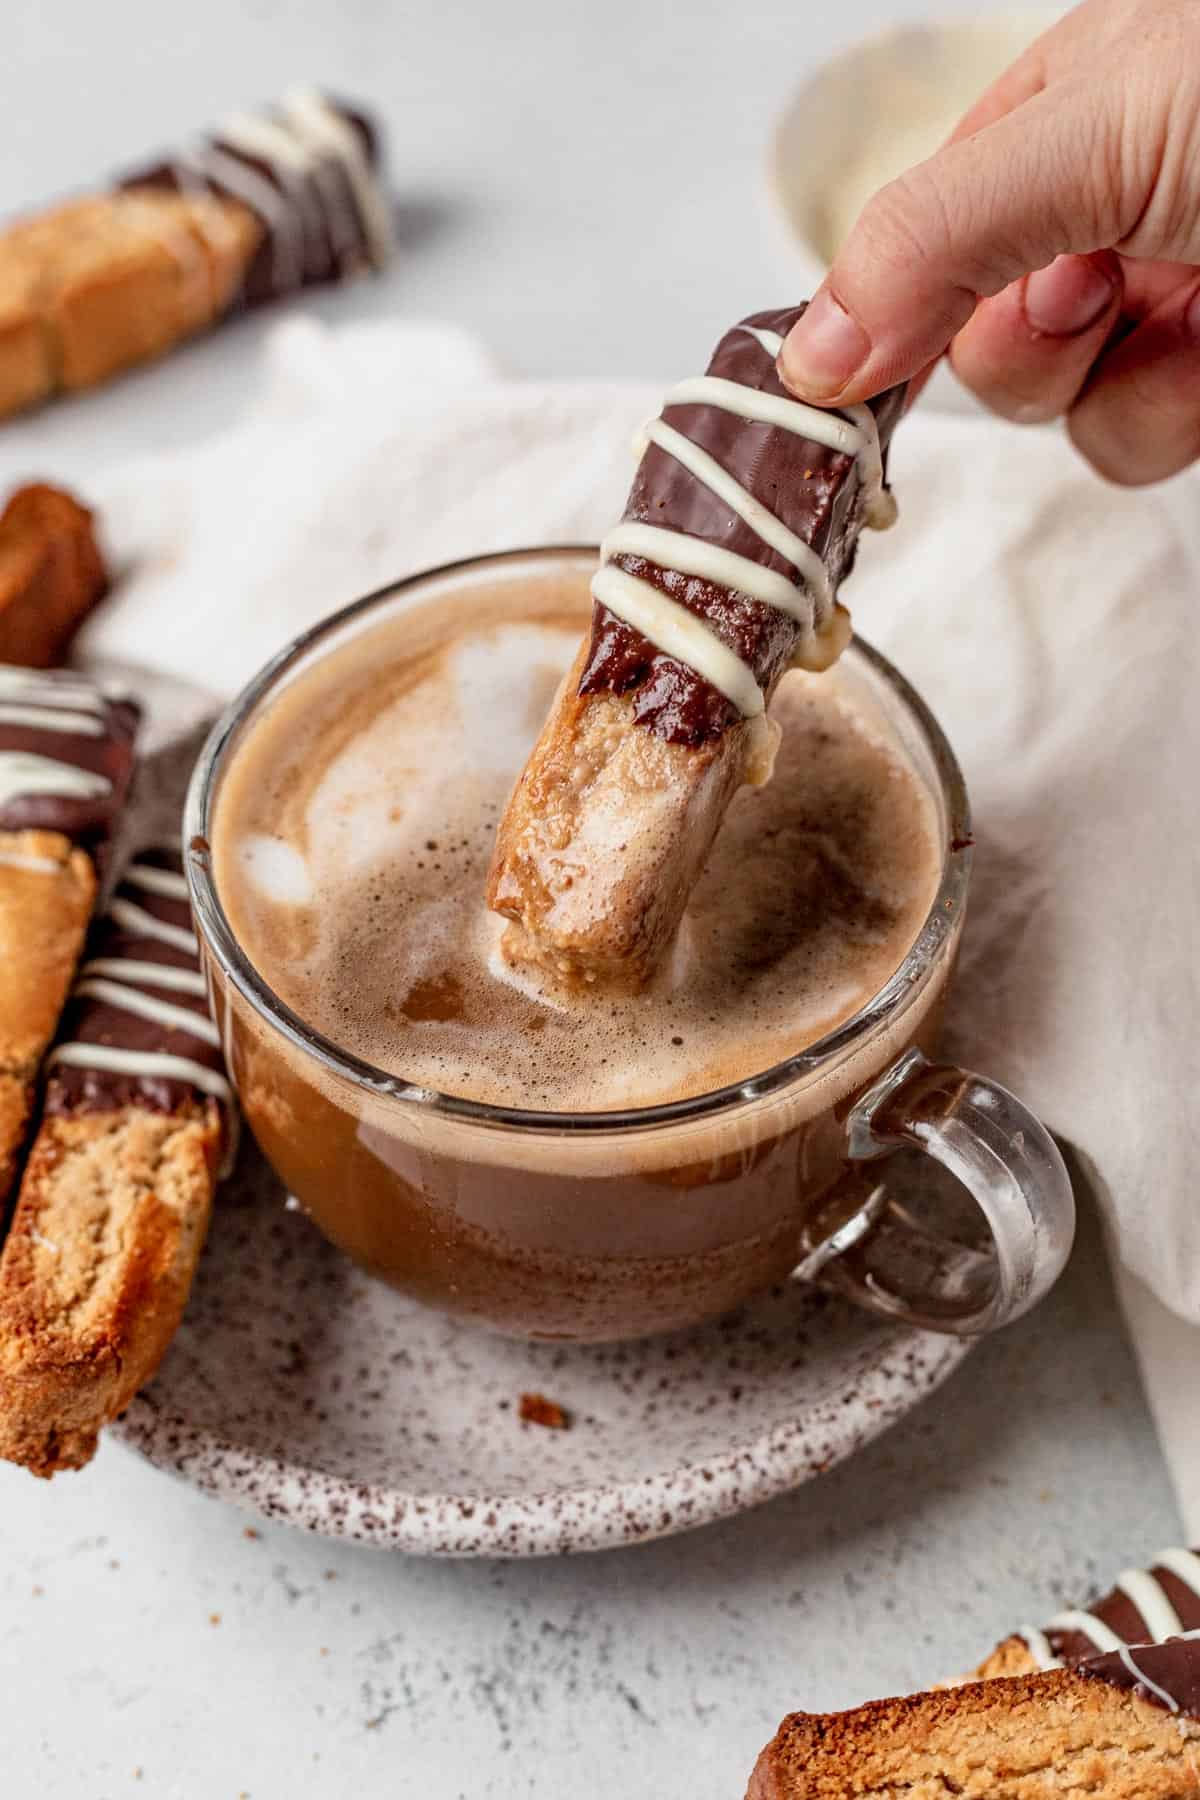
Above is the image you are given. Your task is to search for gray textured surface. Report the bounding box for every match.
[0,1195,1178,1797]
[0,0,986,485]
[0,0,1178,1792]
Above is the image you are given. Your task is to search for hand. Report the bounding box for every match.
[778,0,1200,484]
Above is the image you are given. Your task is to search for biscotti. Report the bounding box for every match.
[0,847,234,1476]
[749,1637,1200,1799]
[975,1546,1200,1680]
[0,832,96,1203]
[488,303,904,992]
[0,668,139,1208]
[0,483,108,666]
[0,88,391,419]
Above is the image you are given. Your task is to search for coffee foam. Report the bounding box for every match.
[214,566,942,1113]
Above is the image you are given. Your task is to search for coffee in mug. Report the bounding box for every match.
[188,548,1073,1342]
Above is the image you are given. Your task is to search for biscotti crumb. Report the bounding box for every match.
[519,1392,569,1429]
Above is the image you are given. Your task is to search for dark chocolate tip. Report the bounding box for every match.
[123,91,386,310]
[1077,1635,1200,1721]
[578,303,906,748]
[1044,1554,1200,1668]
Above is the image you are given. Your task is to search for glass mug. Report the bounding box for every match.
[185,547,1075,1344]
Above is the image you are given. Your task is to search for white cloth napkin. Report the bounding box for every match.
[73,314,1200,1513]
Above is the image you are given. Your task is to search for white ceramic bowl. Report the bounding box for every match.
[768,10,1062,411]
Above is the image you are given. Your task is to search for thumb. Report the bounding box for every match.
[778,80,1122,404]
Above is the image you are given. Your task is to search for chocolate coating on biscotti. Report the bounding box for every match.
[579,304,906,745]
[1080,1637,1200,1720]
[1041,1553,1200,1668]
[121,92,387,310]
[0,667,138,866]
[46,846,229,1125]
[1048,1577,1200,1665]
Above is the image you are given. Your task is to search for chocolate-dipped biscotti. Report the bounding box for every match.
[0,666,139,1206]
[0,88,391,418]
[975,1546,1200,1680]
[748,1637,1200,1798]
[488,304,905,991]
[0,847,233,1476]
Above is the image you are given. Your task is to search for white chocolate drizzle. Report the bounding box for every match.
[124,861,191,902]
[221,112,315,175]
[608,419,843,694]
[182,143,306,293]
[595,312,900,715]
[47,1042,232,1106]
[168,94,390,304]
[64,854,238,1172]
[281,87,395,269]
[1118,1569,1184,1642]
[72,977,221,1047]
[735,324,897,529]
[738,323,787,357]
[154,156,251,268]
[591,564,764,717]
[1113,1645,1183,1714]
[219,110,336,265]
[602,519,833,625]
[0,669,107,711]
[0,704,104,736]
[667,375,864,458]
[106,895,199,955]
[1021,1550,1200,1669]
[1043,1610,1126,1654]
[79,956,207,997]
[0,752,111,808]
[845,403,897,529]
[1156,1549,1200,1597]
[604,529,849,684]
[642,418,826,594]
[220,109,364,275]
[1017,1626,1062,1672]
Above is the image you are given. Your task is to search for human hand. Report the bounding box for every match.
[778,0,1200,484]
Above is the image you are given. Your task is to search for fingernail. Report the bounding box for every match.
[779,289,871,399]
[1024,255,1116,337]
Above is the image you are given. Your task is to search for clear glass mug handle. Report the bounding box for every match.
[794,1048,1076,1336]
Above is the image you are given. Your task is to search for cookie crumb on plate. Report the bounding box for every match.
[519,1392,569,1429]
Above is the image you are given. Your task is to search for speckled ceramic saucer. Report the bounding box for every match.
[111,1136,969,1555]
